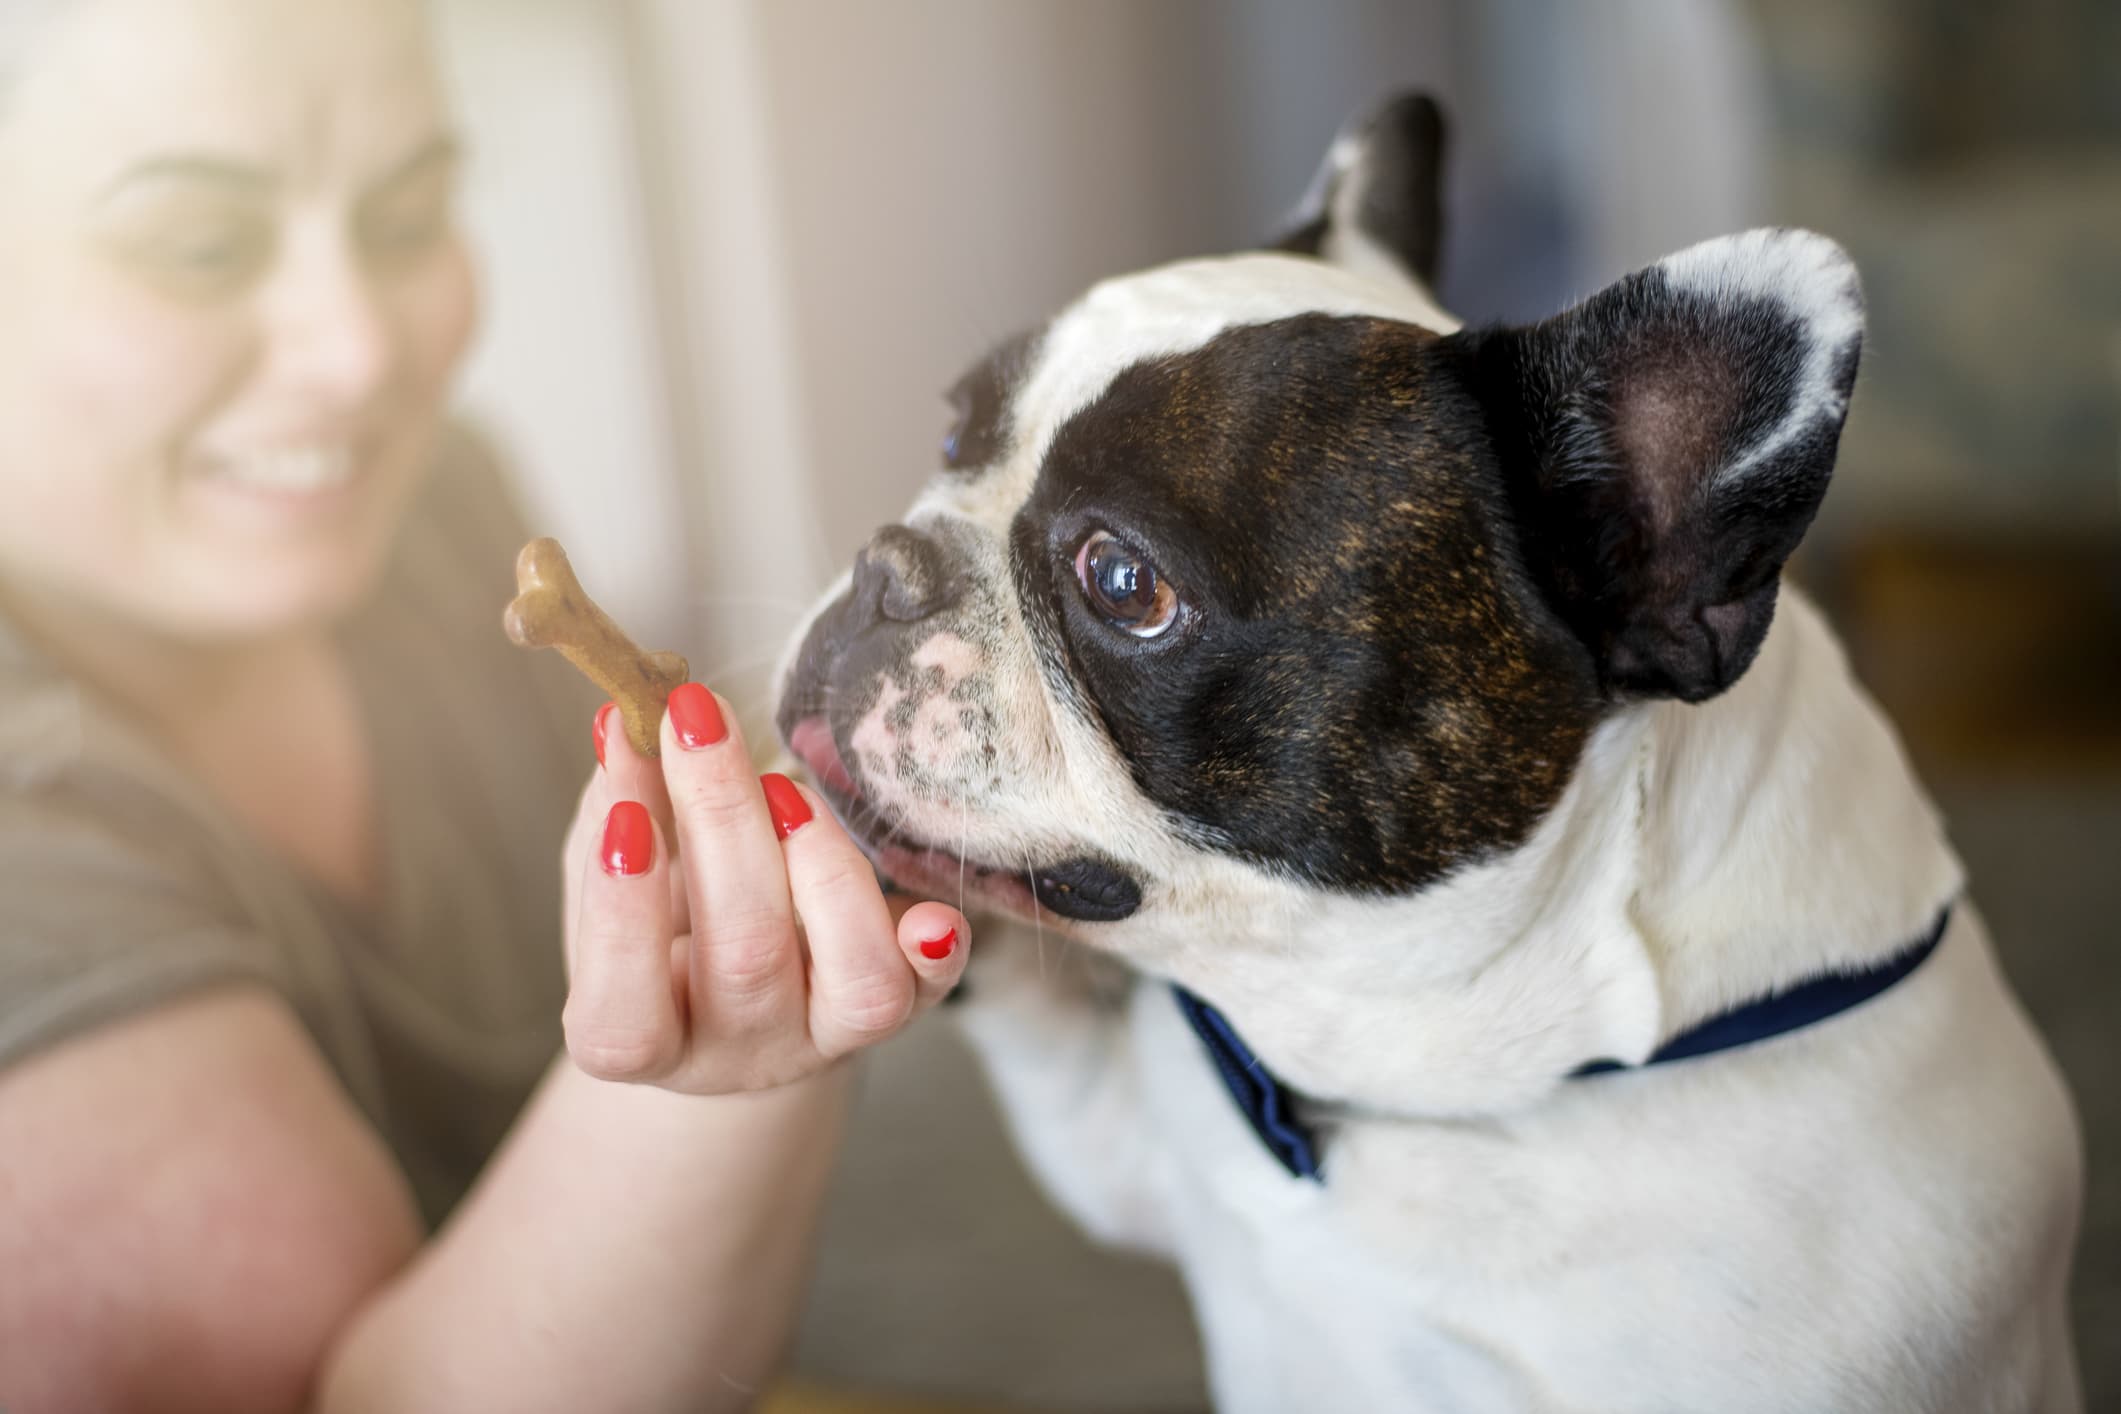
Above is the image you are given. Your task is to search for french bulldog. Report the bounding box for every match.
[777,94,2083,1412]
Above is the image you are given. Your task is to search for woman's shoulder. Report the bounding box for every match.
[0,749,303,1081]
[0,639,364,1080]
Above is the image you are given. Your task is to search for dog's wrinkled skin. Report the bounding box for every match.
[778,94,2084,1412]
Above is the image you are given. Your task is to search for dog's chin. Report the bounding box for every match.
[782,714,1143,924]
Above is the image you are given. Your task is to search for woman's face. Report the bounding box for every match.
[0,0,476,641]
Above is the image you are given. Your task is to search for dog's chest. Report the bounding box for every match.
[1113,937,2070,1414]
[1127,982,1571,1411]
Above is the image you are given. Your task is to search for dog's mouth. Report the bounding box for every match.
[785,714,1035,913]
[784,714,1143,923]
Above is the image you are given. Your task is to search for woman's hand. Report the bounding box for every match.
[558,684,969,1093]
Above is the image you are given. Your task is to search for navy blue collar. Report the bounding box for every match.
[1173,905,1953,1183]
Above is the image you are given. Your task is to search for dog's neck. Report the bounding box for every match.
[1143,589,1963,1117]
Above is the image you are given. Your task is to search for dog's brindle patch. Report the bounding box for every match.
[1010,313,1603,893]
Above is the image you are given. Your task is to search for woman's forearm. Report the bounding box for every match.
[314,1056,852,1413]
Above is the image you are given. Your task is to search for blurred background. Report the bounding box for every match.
[432,0,2119,1407]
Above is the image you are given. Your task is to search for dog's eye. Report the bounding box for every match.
[1074,530,1180,639]
[940,329,1038,473]
[939,379,990,471]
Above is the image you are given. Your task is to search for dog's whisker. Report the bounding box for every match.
[1024,850,1047,984]
[1057,910,1082,980]
[957,787,969,918]
[842,793,892,844]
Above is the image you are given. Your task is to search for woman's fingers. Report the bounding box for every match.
[567,686,971,1093]
[594,700,693,936]
[559,768,608,982]
[658,684,803,1025]
[890,896,972,1012]
[562,799,683,1082]
[597,701,676,839]
[775,777,920,1057]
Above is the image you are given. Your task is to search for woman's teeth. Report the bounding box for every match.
[216,444,356,493]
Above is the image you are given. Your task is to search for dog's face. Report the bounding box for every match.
[778,94,1863,966]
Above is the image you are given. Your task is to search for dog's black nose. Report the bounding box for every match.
[850,524,961,626]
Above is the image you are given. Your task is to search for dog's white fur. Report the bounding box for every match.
[957,591,2082,1411]
[792,231,2084,1411]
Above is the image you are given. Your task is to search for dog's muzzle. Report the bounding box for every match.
[778,524,1147,927]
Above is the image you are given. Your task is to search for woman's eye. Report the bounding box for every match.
[362,209,445,258]
[125,220,271,295]
[357,162,459,270]
[1074,529,1180,639]
[173,234,248,270]
[95,184,277,299]
[359,193,452,267]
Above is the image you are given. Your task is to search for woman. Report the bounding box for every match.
[0,0,970,1408]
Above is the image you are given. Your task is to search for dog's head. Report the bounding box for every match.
[778,93,1863,964]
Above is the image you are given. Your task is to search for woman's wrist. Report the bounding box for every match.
[544,1045,857,1141]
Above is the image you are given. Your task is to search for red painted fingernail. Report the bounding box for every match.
[761,772,811,839]
[667,681,728,749]
[592,702,615,767]
[601,800,654,876]
[919,928,957,961]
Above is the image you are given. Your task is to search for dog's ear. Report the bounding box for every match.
[1446,229,1864,703]
[1272,91,1446,294]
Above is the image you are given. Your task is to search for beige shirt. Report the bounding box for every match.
[0,431,596,1225]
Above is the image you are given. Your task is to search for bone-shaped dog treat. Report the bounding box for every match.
[504,537,689,758]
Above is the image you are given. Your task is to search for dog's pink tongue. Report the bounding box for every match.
[789,716,861,799]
